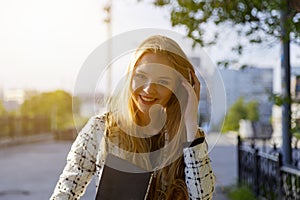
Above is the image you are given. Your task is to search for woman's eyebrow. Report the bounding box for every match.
[135,69,147,74]
[158,76,172,80]
[135,69,173,80]
[136,68,173,80]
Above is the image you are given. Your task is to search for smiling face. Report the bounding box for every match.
[131,53,177,124]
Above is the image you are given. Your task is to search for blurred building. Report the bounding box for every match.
[0,86,3,101]
[220,67,273,124]
[189,56,211,128]
[291,67,300,101]
[75,92,106,118]
[190,57,273,132]
[287,67,300,130]
[272,67,300,143]
[3,89,26,112]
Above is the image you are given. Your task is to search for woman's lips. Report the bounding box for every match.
[139,95,157,105]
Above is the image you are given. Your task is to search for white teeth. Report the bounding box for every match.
[140,96,155,102]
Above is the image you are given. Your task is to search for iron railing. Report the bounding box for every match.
[0,116,51,139]
[238,136,300,200]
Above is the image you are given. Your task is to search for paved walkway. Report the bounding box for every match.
[0,132,237,200]
[208,132,237,199]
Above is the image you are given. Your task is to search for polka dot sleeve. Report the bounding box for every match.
[183,132,215,200]
[50,116,105,200]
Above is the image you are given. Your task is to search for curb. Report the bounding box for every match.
[0,133,54,148]
[214,186,229,200]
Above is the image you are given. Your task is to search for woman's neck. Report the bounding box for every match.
[137,111,150,126]
[134,105,167,137]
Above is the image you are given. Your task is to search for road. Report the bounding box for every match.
[0,133,236,200]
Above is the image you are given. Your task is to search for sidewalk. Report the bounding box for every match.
[0,133,54,148]
[207,132,237,200]
[0,132,237,200]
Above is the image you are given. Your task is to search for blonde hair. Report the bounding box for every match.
[105,35,196,199]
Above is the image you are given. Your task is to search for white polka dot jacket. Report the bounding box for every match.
[50,115,215,200]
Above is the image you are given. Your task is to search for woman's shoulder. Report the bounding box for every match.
[94,113,109,123]
[197,127,205,138]
[86,111,110,122]
[80,113,109,131]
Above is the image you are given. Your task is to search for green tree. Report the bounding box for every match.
[20,90,76,130]
[0,100,6,116]
[222,97,259,132]
[152,0,300,53]
[246,101,259,121]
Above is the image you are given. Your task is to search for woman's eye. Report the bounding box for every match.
[135,73,147,79]
[158,80,170,85]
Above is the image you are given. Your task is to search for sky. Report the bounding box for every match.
[0,0,299,93]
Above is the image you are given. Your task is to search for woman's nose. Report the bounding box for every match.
[143,83,156,94]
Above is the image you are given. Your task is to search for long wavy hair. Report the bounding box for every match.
[105,35,196,200]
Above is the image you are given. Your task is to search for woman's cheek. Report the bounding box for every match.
[131,78,147,91]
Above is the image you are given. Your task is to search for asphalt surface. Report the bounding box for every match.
[0,132,236,200]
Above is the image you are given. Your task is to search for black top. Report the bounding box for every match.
[95,154,152,200]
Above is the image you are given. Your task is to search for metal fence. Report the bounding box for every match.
[0,116,51,139]
[238,136,300,200]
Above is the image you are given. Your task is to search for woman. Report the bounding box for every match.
[50,35,215,200]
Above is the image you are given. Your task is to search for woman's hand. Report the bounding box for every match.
[181,70,200,142]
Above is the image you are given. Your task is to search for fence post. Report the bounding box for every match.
[8,115,15,138]
[22,116,29,136]
[254,148,259,196]
[237,135,241,185]
[278,152,283,199]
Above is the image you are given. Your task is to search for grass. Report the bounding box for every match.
[225,184,257,200]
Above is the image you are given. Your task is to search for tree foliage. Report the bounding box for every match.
[20,90,76,130]
[245,100,259,121]
[152,0,300,50]
[0,100,7,116]
[222,97,259,132]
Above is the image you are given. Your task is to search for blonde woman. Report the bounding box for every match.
[50,35,215,200]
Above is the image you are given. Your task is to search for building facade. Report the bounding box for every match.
[190,55,273,133]
[220,67,274,124]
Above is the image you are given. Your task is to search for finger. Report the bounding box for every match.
[181,81,199,103]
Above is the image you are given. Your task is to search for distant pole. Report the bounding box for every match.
[280,1,292,165]
[104,0,112,97]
